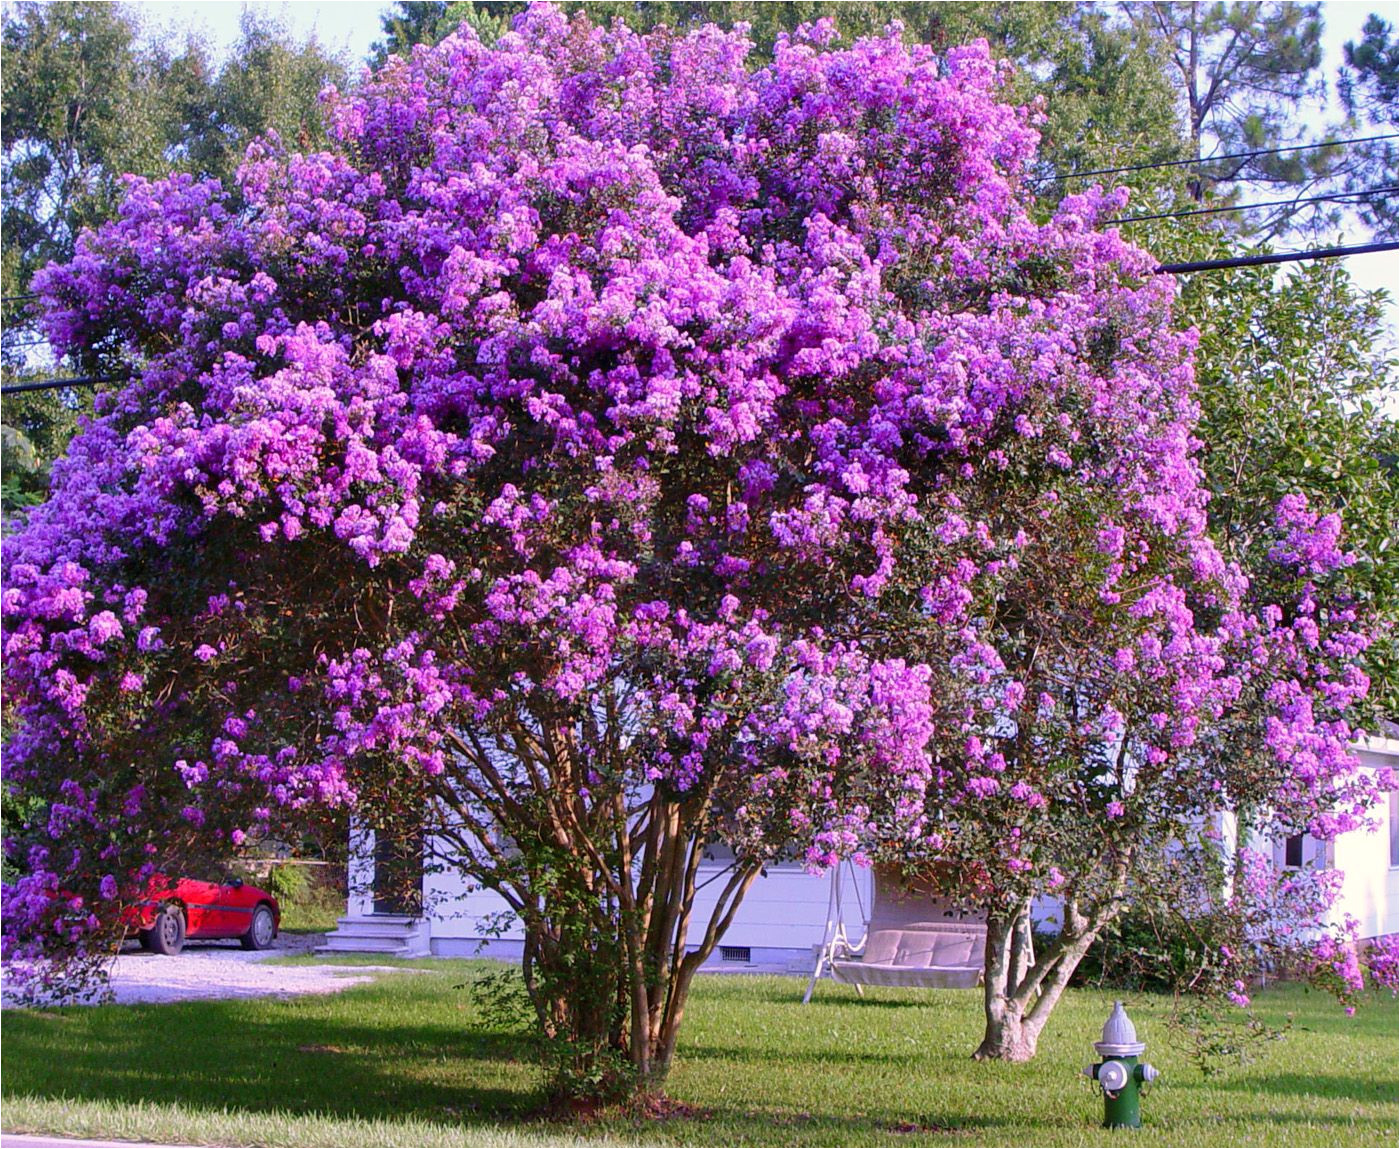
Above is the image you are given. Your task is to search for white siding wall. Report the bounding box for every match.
[1328,738,1399,939]
[422,856,872,961]
[358,737,1399,954]
[692,861,871,951]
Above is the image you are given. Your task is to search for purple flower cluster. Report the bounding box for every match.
[1364,933,1399,994]
[1,5,1380,987]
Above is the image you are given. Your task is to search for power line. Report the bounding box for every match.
[1156,240,1398,274]
[1109,184,1399,226]
[0,376,110,396]
[1034,131,1399,185]
[4,236,1394,394]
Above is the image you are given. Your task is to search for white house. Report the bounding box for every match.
[1272,732,1399,941]
[322,832,876,966]
[319,737,1400,961]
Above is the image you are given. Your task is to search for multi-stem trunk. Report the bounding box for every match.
[974,857,1131,1062]
[976,903,1048,1061]
[439,708,768,1102]
[521,828,759,1099]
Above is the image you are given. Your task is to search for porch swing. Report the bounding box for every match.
[803,864,987,1002]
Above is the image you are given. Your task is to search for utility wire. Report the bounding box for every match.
[4,239,1395,395]
[1156,240,1398,274]
[1034,131,1400,185]
[1109,184,1400,225]
[1,376,111,396]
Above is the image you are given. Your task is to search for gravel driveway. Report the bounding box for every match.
[3,934,424,1007]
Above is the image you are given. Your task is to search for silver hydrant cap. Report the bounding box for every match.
[1093,1000,1146,1057]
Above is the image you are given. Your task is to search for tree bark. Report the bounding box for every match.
[974,855,1132,1062]
[974,905,1043,1061]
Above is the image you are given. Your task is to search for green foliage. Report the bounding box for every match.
[1,2,173,304]
[1,423,42,514]
[175,10,348,182]
[1339,13,1398,241]
[1118,2,1363,237]
[230,862,345,932]
[1183,255,1399,721]
[1,1,346,282]
[1114,1,1388,239]
[1,1,347,485]
[277,866,347,932]
[1342,13,1400,114]
[1070,911,1226,995]
[1166,999,1291,1079]
[0,386,84,514]
[1073,907,1294,1080]
[924,3,1188,185]
[373,1,465,63]
[264,863,309,904]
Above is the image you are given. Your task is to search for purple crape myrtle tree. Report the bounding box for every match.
[1,4,1385,1094]
[892,470,1383,1060]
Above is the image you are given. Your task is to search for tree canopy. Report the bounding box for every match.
[1338,12,1399,240]
[376,1,1190,182]
[1,1,347,510]
[2,5,1385,1093]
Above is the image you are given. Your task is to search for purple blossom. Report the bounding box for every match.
[0,4,1378,1014]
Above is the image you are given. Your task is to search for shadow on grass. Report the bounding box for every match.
[681,1041,925,1068]
[3,998,542,1127]
[0,994,1035,1145]
[1217,1071,1398,1104]
[4,976,1395,1146]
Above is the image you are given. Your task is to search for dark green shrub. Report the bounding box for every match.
[1068,910,1233,994]
[266,863,309,904]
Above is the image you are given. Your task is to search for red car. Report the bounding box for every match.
[125,875,280,956]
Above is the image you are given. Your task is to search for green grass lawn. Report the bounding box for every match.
[2,960,1396,1147]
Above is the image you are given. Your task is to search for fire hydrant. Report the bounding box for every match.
[1082,1001,1158,1129]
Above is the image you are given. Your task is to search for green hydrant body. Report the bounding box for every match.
[1082,1002,1158,1129]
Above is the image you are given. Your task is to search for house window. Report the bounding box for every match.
[1389,790,1398,869]
[1284,833,1305,868]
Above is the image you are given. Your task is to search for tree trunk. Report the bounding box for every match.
[974,906,1045,1061]
[507,800,761,1103]
[975,1007,1042,1061]
[438,714,763,1104]
[974,883,1123,1063]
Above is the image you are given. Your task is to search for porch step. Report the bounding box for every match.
[318,935,415,953]
[316,914,431,958]
[325,916,422,938]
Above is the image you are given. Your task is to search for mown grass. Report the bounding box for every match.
[2,960,1396,1147]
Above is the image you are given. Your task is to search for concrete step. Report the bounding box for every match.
[328,916,424,938]
[318,936,415,954]
[344,913,418,924]
[317,913,431,957]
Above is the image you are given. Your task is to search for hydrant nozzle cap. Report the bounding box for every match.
[1094,1000,1146,1057]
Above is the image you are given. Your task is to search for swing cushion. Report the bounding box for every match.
[830,924,984,990]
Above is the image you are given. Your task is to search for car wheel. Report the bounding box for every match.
[241,904,276,951]
[148,903,186,956]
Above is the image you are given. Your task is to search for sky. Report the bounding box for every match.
[138,0,384,62]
